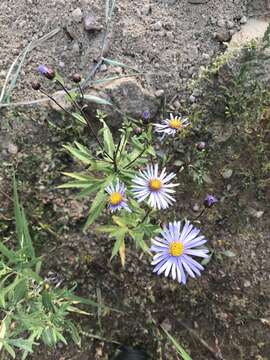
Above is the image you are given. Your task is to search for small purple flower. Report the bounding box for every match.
[204,194,218,208]
[105,179,131,213]
[37,65,55,80]
[38,65,49,75]
[142,110,150,120]
[150,220,209,284]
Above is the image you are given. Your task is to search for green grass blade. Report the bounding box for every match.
[162,327,192,360]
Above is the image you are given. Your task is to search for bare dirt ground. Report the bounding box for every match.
[1,1,270,360]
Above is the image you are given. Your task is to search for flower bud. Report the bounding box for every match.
[134,127,142,135]
[38,64,55,80]
[142,110,150,124]
[203,194,218,208]
[72,73,82,83]
[31,81,41,90]
[196,141,206,151]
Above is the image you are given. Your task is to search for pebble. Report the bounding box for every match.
[192,203,200,212]
[59,61,65,68]
[227,20,235,29]
[173,100,181,110]
[152,21,162,31]
[189,94,196,103]
[215,30,232,43]
[100,64,107,72]
[72,41,80,54]
[192,88,201,97]
[240,16,247,25]
[249,209,264,219]
[8,143,18,155]
[222,168,233,179]
[84,14,102,31]
[217,19,226,28]
[202,53,210,60]
[155,89,164,97]
[141,5,151,16]
[72,8,83,23]
[244,280,251,288]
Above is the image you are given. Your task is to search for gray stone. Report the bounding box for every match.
[100,64,108,72]
[155,89,164,97]
[240,16,247,25]
[189,94,196,103]
[192,203,200,212]
[227,20,235,29]
[202,53,210,60]
[173,100,181,110]
[222,168,233,179]
[217,19,226,28]
[192,88,201,97]
[215,30,232,43]
[152,21,162,31]
[72,8,83,23]
[8,143,18,155]
[84,14,102,31]
[244,280,251,288]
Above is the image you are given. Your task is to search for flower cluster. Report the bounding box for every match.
[105,164,178,213]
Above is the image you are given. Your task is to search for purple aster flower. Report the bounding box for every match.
[150,221,209,284]
[204,194,218,208]
[142,110,150,120]
[105,180,131,213]
[131,164,178,210]
[153,113,190,138]
[37,64,55,80]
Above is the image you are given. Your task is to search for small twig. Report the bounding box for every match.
[193,208,206,221]
[39,88,72,116]
[175,319,225,360]
[123,148,147,169]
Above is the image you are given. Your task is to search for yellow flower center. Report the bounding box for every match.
[149,178,162,191]
[169,242,184,257]
[109,192,122,206]
[169,118,182,130]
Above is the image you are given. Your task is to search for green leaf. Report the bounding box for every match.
[222,250,236,258]
[63,145,91,165]
[72,112,87,125]
[111,228,126,260]
[68,322,81,347]
[99,119,115,158]
[3,342,16,359]
[162,328,192,360]
[102,57,139,72]
[13,175,35,260]
[84,94,113,106]
[0,242,17,263]
[13,279,27,303]
[84,188,107,229]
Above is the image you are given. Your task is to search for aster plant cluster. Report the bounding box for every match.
[32,65,218,286]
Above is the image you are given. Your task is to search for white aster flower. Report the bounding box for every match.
[105,179,131,213]
[153,113,190,138]
[131,164,178,210]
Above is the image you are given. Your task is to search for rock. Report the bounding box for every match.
[100,64,107,72]
[83,14,102,31]
[192,88,201,97]
[227,20,235,29]
[248,209,264,219]
[8,143,18,155]
[155,89,164,97]
[152,21,162,31]
[84,78,160,127]
[71,8,83,23]
[215,30,232,43]
[189,94,196,103]
[188,0,209,3]
[192,203,200,212]
[244,280,251,288]
[240,16,247,25]
[173,100,181,110]
[217,19,226,28]
[141,5,151,15]
[202,53,210,60]
[221,168,233,179]
[72,41,80,54]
